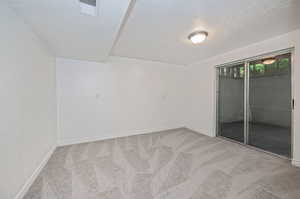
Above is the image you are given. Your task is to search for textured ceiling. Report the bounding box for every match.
[5,0,300,65]
[5,0,133,62]
[112,0,300,65]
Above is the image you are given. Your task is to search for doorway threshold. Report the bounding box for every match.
[216,135,291,161]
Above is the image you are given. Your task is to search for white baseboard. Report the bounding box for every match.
[292,159,300,168]
[15,145,56,199]
[58,126,185,146]
[184,126,214,137]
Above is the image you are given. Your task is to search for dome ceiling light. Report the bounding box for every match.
[262,57,276,65]
[188,31,208,44]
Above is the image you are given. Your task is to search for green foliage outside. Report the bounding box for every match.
[234,58,290,78]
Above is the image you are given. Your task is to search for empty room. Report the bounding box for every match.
[1,0,300,199]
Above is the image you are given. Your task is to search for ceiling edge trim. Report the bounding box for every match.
[55,55,186,67]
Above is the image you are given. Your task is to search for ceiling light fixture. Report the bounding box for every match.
[188,31,208,44]
[262,57,276,65]
[79,0,97,16]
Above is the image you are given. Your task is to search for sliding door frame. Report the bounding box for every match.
[244,61,250,145]
[215,48,294,159]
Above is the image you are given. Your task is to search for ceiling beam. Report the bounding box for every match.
[107,0,136,59]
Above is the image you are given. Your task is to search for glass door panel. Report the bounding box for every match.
[217,63,245,143]
[248,53,292,157]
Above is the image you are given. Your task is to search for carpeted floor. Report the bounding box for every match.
[24,128,300,199]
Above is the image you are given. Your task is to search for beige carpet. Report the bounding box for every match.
[24,128,300,199]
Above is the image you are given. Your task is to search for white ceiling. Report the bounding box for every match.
[113,0,300,65]
[5,0,300,65]
[5,0,133,62]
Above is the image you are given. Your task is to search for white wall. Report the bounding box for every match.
[56,57,186,145]
[0,3,57,199]
[185,29,300,165]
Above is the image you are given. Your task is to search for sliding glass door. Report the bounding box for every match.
[217,63,245,143]
[217,50,292,158]
[248,53,292,157]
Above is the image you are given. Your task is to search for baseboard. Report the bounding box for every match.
[292,159,300,168]
[15,145,56,199]
[184,126,214,137]
[58,126,185,146]
[183,127,200,134]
